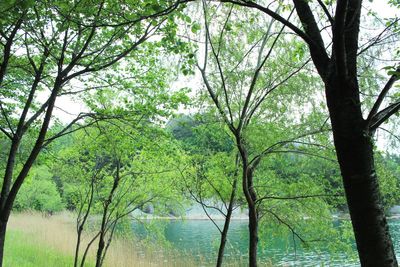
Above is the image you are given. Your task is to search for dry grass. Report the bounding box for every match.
[9,212,77,258]
[8,212,199,267]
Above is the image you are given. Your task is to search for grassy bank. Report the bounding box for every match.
[6,212,90,267]
[5,230,76,267]
[6,212,197,267]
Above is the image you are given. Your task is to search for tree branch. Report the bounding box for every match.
[291,0,330,78]
[256,193,342,204]
[370,101,400,131]
[332,0,348,77]
[367,66,400,128]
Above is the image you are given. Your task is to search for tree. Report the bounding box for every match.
[0,0,189,264]
[194,2,339,265]
[220,0,400,265]
[56,121,186,267]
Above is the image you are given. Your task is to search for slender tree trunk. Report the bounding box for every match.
[248,203,258,267]
[74,226,83,267]
[95,231,105,267]
[0,79,62,267]
[0,140,19,267]
[95,199,110,267]
[237,139,259,267]
[74,177,95,267]
[216,179,237,267]
[0,219,8,266]
[100,219,118,267]
[216,222,229,267]
[326,77,398,266]
[80,232,100,267]
[247,168,258,267]
[96,161,120,267]
[0,140,19,210]
[0,195,14,267]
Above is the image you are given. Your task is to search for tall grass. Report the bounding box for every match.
[5,230,77,267]
[7,212,198,267]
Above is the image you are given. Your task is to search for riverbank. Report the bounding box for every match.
[6,212,198,267]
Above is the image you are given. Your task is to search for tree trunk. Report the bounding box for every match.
[95,234,105,267]
[216,224,228,267]
[341,152,397,266]
[248,203,258,267]
[237,139,259,267]
[95,200,110,267]
[74,225,83,267]
[247,161,259,267]
[0,219,8,267]
[326,77,398,266]
[216,179,237,267]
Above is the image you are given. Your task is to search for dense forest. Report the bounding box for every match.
[0,0,400,266]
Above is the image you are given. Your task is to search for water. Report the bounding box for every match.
[131,218,400,266]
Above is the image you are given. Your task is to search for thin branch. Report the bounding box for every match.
[367,66,400,128]
[42,116,108,147]
[358,18,400,56]
[220,0,312,46]
[239,9,293,131]
[64,22,155,82]
[268,149,337,163]
[266,209,307,245]
[249,128,330,167]
[0,101,14,136]
[203,0,234,124]
[378,127,400,144]
[370,101,400,131]
[0,126,12,139]
[246,58,311,125]
[316,0,334,24]
[256,193,342,204]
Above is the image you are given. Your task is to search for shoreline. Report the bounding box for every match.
[135,213,400,221]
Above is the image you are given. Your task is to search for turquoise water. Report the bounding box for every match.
[132,219,400,266]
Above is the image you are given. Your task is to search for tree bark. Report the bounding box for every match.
[293,0,398,263]
[216,178,237,267]
[326,77,398,266]
[74,225,83,267]
[216,221,229,267]
[237,139,259,267]
[95,233,105,267]
[247,168,258,267]
[0,220,8,266]
[248,202,258,267]
[95,160,120,267]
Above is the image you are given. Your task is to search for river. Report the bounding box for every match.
[132,218,400,266]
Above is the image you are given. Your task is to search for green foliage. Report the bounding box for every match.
[14,166,64,213]
[56,121,187,217]
[167,114,234,154]
[376,153,400,212]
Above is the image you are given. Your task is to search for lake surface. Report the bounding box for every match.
[132,218,400,266]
